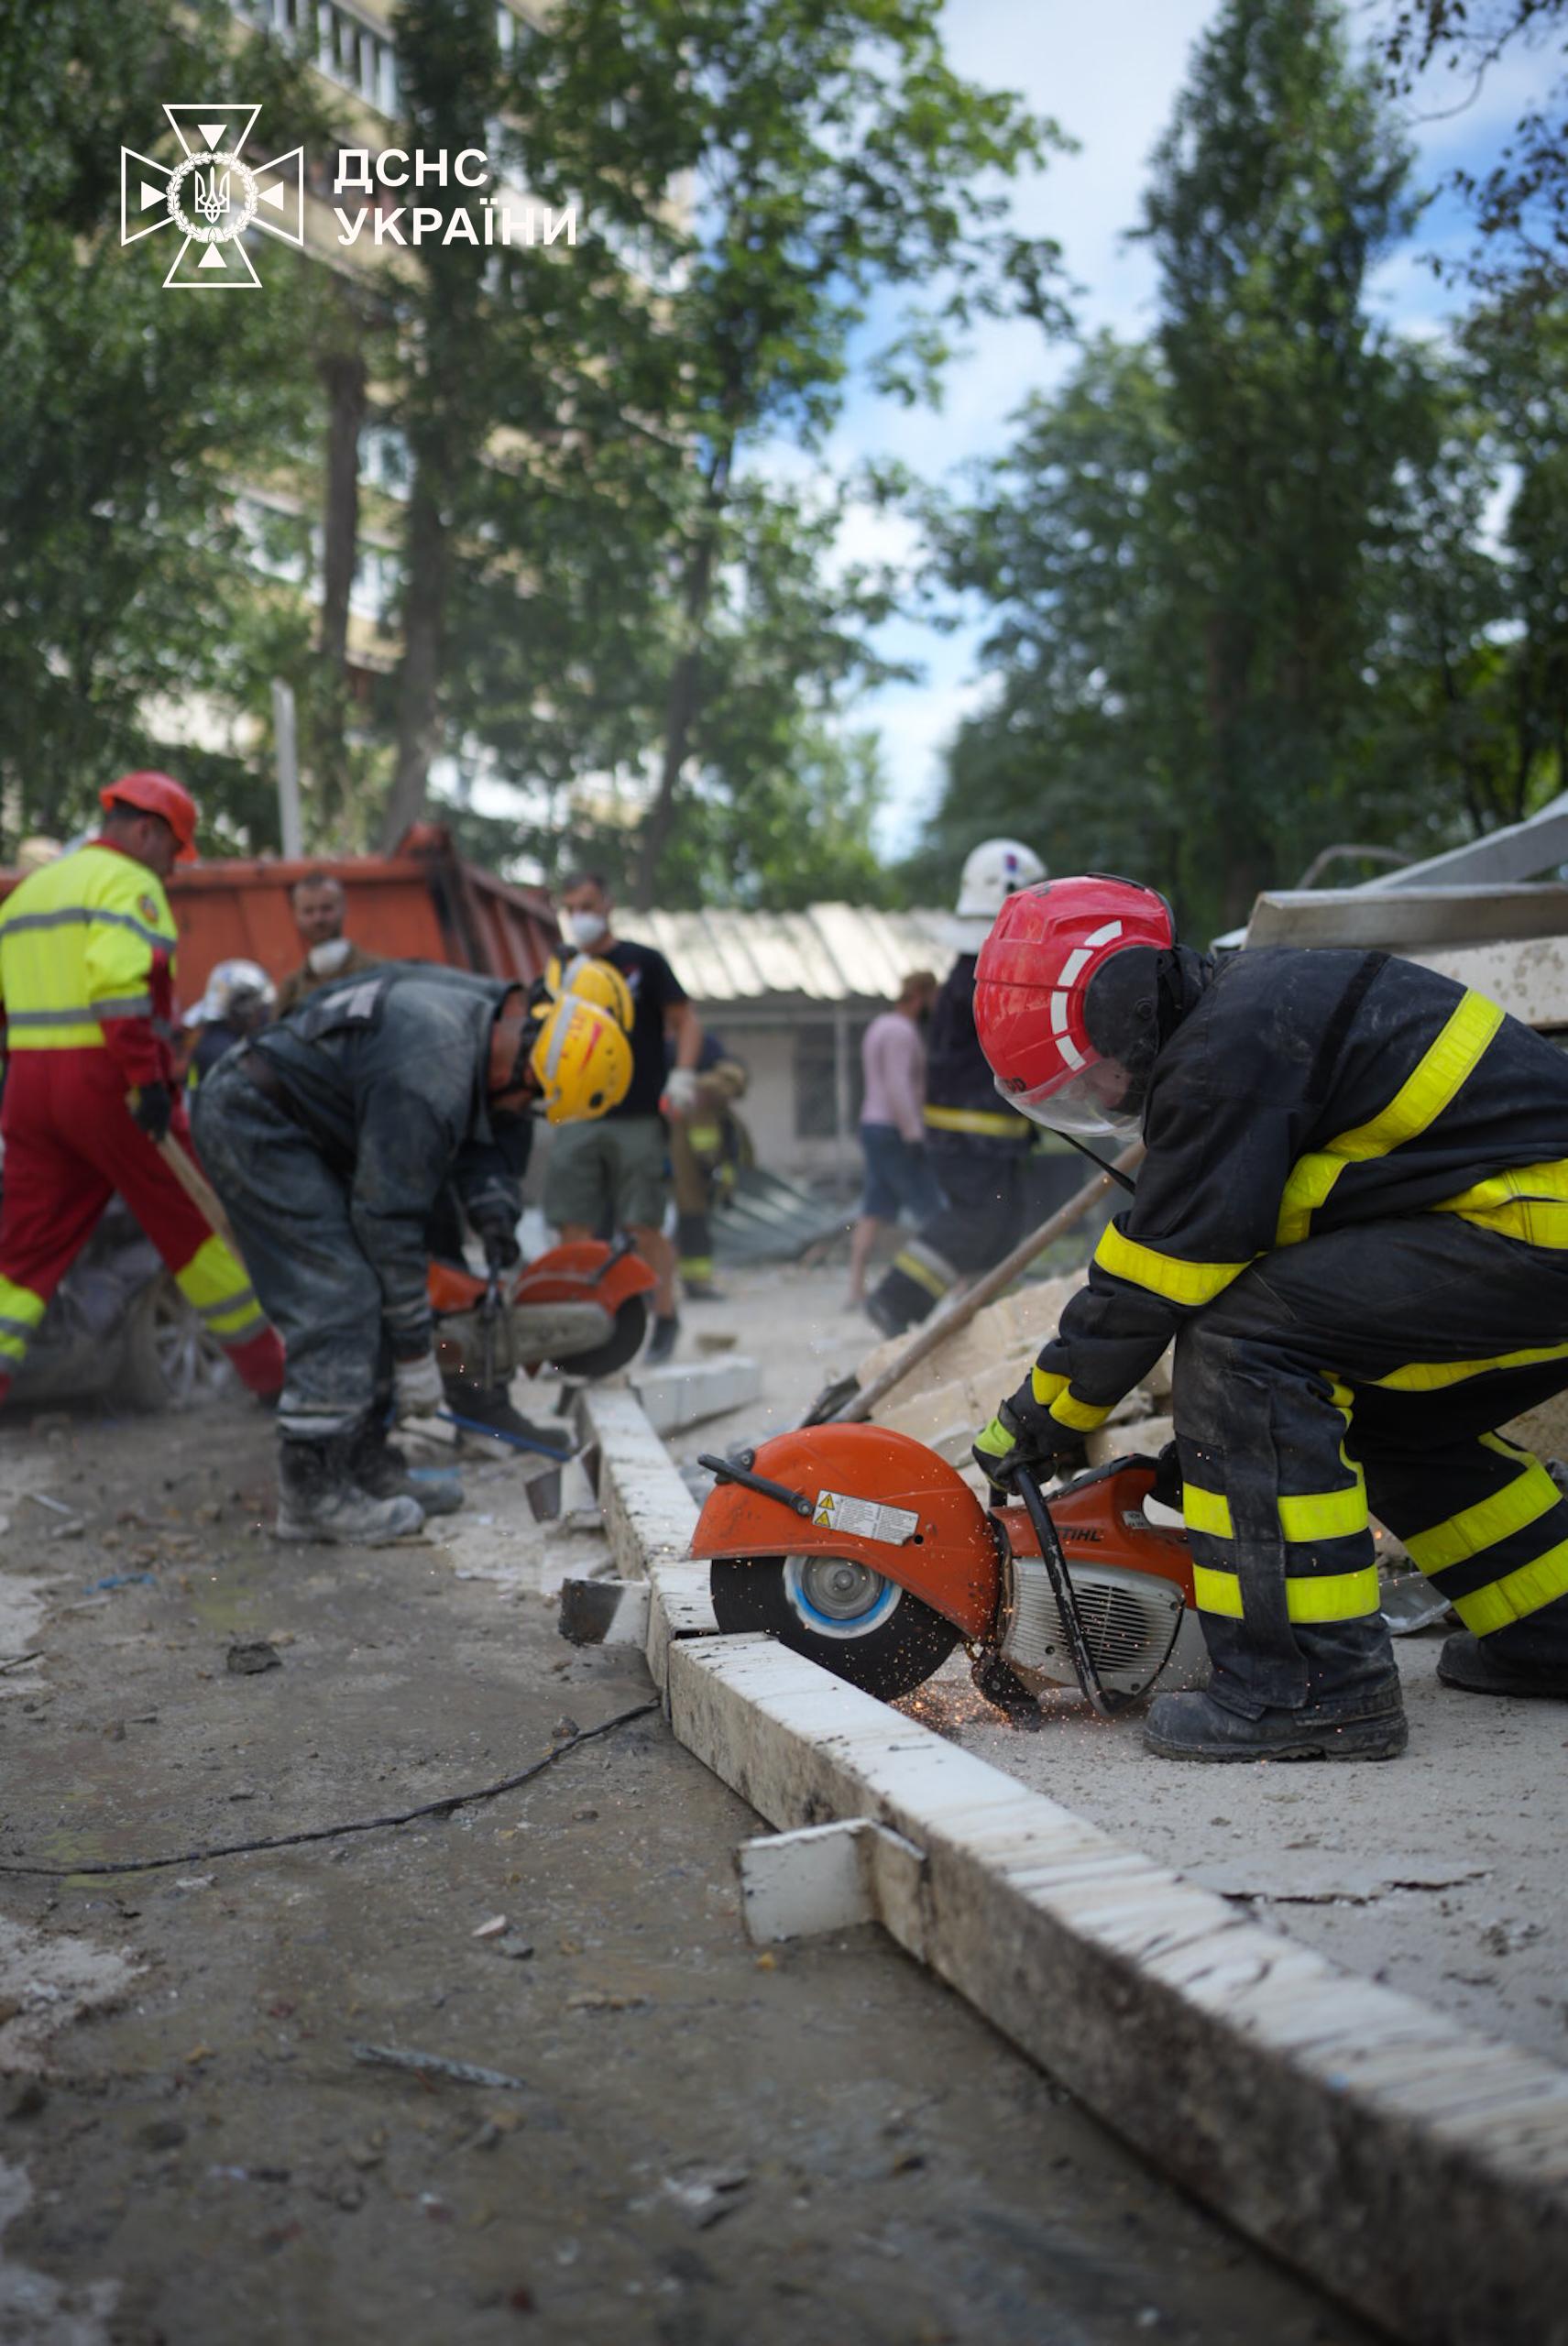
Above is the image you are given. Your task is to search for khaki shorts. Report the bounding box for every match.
[543,1114,669,1233]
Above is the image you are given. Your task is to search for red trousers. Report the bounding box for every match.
[0,1050,283,1401]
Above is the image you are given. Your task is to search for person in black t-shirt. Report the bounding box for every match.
[542,872,703,1363]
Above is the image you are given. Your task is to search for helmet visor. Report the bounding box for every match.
[995,1061,1144,1144]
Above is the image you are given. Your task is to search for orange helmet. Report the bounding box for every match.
[100,772,199,861]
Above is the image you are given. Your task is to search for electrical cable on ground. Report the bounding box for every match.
[0,1699,659,1879]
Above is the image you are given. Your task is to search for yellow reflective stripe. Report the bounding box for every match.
[0,1277,47,1365]
[1193,1563,1381,1623]
[891,1248,948,1301]
[1405,1457,1561,1574]
[1371,1340,1568,1393]
[1286,1566,1381,1622]
[1453,1539,1568,1637]
[1432,1159,1568,1247]
[1275,990,1505,1246]
[174,1235,264,1338]
[1192,1563,1245,1617]
[1186,1474,1368,1543]
[4,1021,105,1049]
[0,1277,48,1331]
[923,1103,1026,1136]
[1185,1484,1234,1540]
[1277,1472,1368,1543]
[1048,1388,1112,1431]
[1029,1365,1112,1432]
[1093,1222,1249,1308]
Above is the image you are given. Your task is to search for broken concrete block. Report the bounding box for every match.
[631,1355,762,1437]
[557,1577,652,1648]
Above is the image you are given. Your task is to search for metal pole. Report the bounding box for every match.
[831,1009,853,1183]
[271,678,302,859]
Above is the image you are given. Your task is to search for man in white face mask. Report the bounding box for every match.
[543,870,704,1364]
[276,872,384,1016]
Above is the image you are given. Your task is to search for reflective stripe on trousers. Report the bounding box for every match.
[0,1275,48,1367]
[172,1231,267,1344]
[1396,1432,1568,1638]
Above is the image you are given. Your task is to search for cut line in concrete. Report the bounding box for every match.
[576,1387,1568,2346]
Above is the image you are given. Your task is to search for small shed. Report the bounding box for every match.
[614,904,958,1186]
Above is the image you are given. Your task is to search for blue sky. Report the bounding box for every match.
[795,0,1552,858]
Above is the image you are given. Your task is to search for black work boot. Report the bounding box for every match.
[350,1422,464,1517]
[1438,1631,1568,1698]
[442,1377,566,1453]
[644,1312,680,1365]
[1144,1679,1408,1763]
[275,1437,423,1546]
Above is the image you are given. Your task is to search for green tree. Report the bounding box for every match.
[1380,2,1568,304]
[0,0,327,853]
[922,0,1450,937]
[518,0,1067,908]
[1137,0,1420,918]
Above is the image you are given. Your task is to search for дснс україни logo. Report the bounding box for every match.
[120,104,303,289]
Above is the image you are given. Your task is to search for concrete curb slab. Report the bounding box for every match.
[579,1387,1568,2346]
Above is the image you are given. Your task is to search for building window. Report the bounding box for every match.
[315,1,400,115]
[794,1022,866,1139]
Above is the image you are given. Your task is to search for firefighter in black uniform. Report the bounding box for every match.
[972,874,1568,1762]
[866,838,1045,1338]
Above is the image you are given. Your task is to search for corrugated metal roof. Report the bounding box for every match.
[612,904,958,1006]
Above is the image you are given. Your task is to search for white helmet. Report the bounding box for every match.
[188,958,276,1027]
[948,838,1046,949]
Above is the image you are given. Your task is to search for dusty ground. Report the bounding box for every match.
[0,1349,1374,2345]
[672,1261,1568,2072]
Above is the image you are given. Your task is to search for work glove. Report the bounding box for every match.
[392,1351,444,1423]
[972,1392,1088,1503]
[663,1067,701,1115]
[470,1206,521,1274]
[130,1080,173,1144]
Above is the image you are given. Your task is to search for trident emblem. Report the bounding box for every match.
[193,168,231,225]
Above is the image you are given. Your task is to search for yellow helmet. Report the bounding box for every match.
[529,994,632,1124]
[543,949,633,1034]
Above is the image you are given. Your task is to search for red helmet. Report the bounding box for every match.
[100,772,199,861]
[974,875,1175,1138]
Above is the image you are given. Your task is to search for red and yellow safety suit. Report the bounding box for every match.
[0,839,283,1401]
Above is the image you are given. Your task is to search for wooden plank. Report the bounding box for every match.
[668,1634,1568,2346]
[587,1383,1568,2346]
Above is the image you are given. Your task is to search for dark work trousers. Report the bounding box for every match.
[1173,1214,1568,1716]
[867,1139,1029,1335]
[192,1059,386,1443]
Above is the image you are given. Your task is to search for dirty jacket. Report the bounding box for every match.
[1029,948,1568,1435]
[247,967,517,1357]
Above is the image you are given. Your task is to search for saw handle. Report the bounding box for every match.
[696,1453,815,1520]
[1008,1462,1140,1722]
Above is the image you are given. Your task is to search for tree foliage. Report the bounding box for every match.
[0,0,328,854]
[1379,1,1568,302]
[920,0,1568,939]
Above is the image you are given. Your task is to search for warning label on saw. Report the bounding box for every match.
[812,1489,919,1545]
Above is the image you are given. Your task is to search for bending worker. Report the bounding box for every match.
[0,774,284,1407]
[972,874,1568,1763]
[866,839,1045,1338]
[192,965,630,1544]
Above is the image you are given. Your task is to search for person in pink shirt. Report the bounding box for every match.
[849,970,944,1306]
